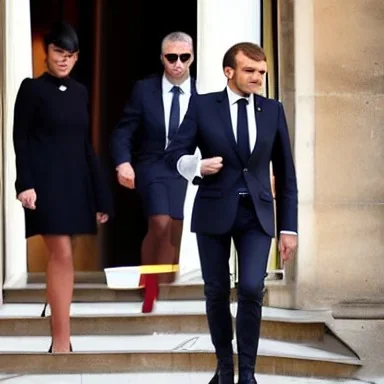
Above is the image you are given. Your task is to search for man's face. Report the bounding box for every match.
[161,41,194,81]
[224,51,267,96]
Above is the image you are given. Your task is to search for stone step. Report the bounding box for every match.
[26,271,284,285]
[28,271,108,284]
[6,271,282,305]
[0,372,364,383]
[3,283,238,303]
[0,303,327,342]
[0,333,361,377]
[332,301,384,319]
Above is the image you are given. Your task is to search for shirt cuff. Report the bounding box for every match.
[280,231,298,236]
[176,154,202,182]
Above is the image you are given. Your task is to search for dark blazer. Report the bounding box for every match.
[110,75,197,187]
[165,89,298,237]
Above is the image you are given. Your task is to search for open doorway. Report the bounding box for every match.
[28,0,197,272]
[97,1,197,269]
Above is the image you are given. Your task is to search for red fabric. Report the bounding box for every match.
[141,274,159,313]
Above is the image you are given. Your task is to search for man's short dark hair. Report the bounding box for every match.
[222,42,266,69]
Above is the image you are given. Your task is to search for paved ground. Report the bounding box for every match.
[0,373,369,383]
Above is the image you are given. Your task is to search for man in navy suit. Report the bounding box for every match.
[110,31,196,313]
[166,42,298,384]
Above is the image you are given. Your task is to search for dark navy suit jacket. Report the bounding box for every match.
[165,89,298,237]
[110,75,197,187]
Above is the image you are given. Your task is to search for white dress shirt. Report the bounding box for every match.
[162,75,191,148]
[226,86,257,151]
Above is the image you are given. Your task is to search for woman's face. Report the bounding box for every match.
[46,44,78,78]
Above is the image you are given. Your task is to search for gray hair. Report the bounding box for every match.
[161,31,194,53]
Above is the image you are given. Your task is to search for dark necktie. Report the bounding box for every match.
[168,86,181,141]
[237,98,250,164]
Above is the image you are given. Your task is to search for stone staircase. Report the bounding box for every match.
[0,274,362,381]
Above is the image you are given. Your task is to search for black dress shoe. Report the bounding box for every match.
[237,372,257,384]
[208,367,234,384]
[48,342,73,353]
[208,367,219,383]
[218,373,235,384]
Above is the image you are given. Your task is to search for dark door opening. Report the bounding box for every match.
[97,1,197,269]
[29,0,197,272]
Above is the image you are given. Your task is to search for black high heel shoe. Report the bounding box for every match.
[48,342,73,353]
[41,302,48,317]
[44,303,73,353]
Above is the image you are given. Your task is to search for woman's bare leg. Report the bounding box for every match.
[43,235,74,352]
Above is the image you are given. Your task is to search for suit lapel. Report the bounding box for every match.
[190,77,197,95]
[216,92,270,167]
[249,94,268,165]
[217,90,245,166]
[151,76,166,131]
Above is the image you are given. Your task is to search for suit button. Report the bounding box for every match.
[243,168,248,172]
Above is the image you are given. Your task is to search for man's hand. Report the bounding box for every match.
[96,212,109,224]
[200,157,223,176]
[116,162,135,189]
[17,189,37,210]
[278,234,298,263]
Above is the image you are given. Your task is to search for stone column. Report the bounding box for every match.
[0,0,5,303]
[197,0,261,92]
[2,0,33,288]
[291,0,317,307]
[178,0,262,282]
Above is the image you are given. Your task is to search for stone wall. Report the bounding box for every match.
[293,0,384,309]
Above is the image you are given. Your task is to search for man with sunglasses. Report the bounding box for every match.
[111,31,196,313]
[165,42,298,384]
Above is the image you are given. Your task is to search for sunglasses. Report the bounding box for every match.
[164,53,191,63]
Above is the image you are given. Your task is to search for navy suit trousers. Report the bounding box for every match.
[196,195,272,372]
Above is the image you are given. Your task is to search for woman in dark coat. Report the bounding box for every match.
[13,21,112,353]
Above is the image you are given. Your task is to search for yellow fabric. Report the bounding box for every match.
[139,264,179,274]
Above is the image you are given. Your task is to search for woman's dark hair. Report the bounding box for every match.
[44,21,79,53]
